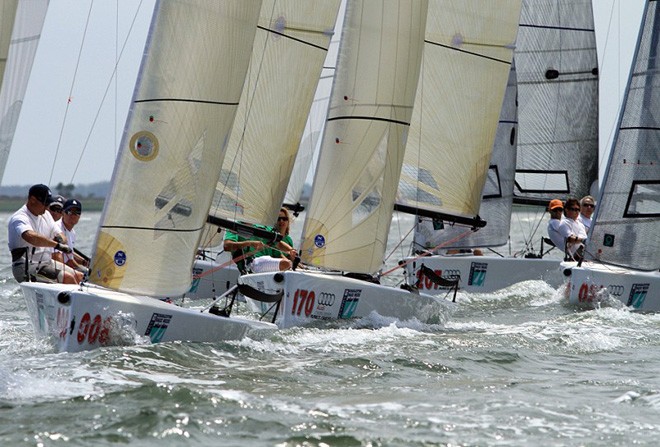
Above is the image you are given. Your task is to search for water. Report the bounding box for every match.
[1,211,659,446]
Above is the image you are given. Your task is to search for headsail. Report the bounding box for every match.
[514,0,598,204]
[300,0,428,274]
[0,0,49,183]
[586,0,660,272]
[90,1,263,296]
[396,1,522,226]
[209,0,341,230]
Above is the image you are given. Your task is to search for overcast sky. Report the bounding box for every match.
[1,0,647,188]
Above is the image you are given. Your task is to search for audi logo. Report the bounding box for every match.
[443,269,461,279]
[607,284,625,297]
[318,292,336,307]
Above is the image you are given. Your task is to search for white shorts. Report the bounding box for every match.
[250,256,283,273]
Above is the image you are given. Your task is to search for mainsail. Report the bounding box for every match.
[514,0,598,204]
[586,0,660,272]
[300,0,428,274]
[413,63,518,251]
[90,1,263,296]
[0,0,49,183]
[209,0,341,229]
[396,1,522,226]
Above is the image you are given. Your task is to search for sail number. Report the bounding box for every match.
[577,283,603,302]
[292,289,315,317]
[77,312,112,346]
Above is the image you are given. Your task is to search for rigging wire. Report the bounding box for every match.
[68,0,146,184]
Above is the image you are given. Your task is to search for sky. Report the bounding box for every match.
[0,0,647,188]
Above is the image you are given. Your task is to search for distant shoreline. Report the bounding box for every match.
[0,198,105,213]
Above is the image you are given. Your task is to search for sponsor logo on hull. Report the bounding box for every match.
[468,262,488,286]
[338,289,361,319]
[145,313,172,343]
[627,283,650,309]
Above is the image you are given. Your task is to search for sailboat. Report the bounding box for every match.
[19,1,278,353]
[183,0,342,301]
[238,0,521,328]
[0,0,49,183]
[401,0,599,294]
[564,0,660,309]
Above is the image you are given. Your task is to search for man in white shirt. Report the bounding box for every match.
[546,199,566,249]
[7,184,80,283]
[558,198,588,260]
[56,199,89,275]
[578,195,595,232]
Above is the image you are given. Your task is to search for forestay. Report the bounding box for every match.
[397,1,521,225]
[586,0,660,272]
[90,1,262,296]
[0,0,49,182]
[413,63,518,251]
[300,0,428,274]
[514,0,598,202]
[210,0,341,229]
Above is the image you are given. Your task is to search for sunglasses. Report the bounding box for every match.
[551,208,563,212]
[568,207,580,211]
[66,210,81,215]
[277,216,288,222]
[582,203,594,208]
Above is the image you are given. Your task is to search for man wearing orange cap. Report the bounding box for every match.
[546,199,565,249]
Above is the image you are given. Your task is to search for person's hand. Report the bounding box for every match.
[55,242,72,254]
[250,240,264,250]
[289,248,298,259]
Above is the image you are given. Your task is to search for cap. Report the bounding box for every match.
[28,184,51,204]
[47,195,66,210]
[63,198,82,213]
[548,199,563,211]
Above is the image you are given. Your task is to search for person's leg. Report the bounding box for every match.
[251,256,288,273]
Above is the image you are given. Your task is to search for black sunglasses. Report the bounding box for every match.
[277,216,288,222]
[66,210,81,215]
[568,207,580,211]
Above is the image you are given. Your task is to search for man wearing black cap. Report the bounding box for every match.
[46,194,66,223]
[55,198,89,275]
[7,184,80,284]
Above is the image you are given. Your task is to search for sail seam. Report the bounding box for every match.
[100,226,203,232]
[257,25,329,52]
[519,24,594,33]
[327,116,410,126]
[424,40,511,65]
[134,98,239,105]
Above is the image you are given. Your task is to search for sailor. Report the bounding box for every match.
[223,208,297,273]
[7,184,80,284]
[55,198,89,276]
[558,198,588,260]
[46,194,66,222]
[546,199,565,249]
[578,195,596,232]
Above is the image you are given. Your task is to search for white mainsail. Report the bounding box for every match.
[586,0,660,272]
[300,0,428,274]
[0,0,49,183]
[396,1,521,227]
[90,1,263,296]
[209,0,341,229]
[514,0,599,203]
[413,62,518,251]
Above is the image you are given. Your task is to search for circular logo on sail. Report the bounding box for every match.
[114,251,127,267]
[129,130,159,161]
[314,234,325,248]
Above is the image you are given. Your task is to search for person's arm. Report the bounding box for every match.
[22,230,63,249]
[276,240,297,260]
[223,238,264,252]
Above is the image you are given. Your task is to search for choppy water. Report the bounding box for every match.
[1,211,659,446]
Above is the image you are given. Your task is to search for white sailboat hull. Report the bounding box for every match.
[21,282,276,353]
[239,271,455,329]
[562,262,660,311]
[402,255,562,294]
